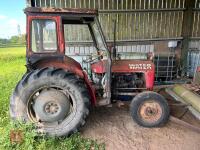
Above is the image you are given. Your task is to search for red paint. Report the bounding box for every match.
[35,56,82,77]
[27,15,64,56]
[91,60,155,90]
[91,60,105,73]
[144,71,155,90]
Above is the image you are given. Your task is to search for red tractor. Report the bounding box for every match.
[10,7,169,136]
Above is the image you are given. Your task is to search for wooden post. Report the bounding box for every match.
[181,0,195,75]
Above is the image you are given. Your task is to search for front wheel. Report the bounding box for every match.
[130,91,170,127]
[10,68,90,137]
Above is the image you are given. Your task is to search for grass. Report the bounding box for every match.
[0,47,104,150]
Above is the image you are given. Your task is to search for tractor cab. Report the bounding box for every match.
[25,7,112,105]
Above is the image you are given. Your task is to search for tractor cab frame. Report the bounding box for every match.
[25,7,111,105]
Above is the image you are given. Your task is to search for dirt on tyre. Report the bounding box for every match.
[130,91,170,128]
[10,67,90,137]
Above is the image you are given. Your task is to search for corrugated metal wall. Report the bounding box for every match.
[192,0,200,38]
[29,0,185,41]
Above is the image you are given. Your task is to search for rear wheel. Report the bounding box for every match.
[130,91,169,127]
[10,68,90,137]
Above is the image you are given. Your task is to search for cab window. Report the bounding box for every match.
[31,19,57,52]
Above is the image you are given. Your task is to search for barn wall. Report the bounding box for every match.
[28,0,186,41]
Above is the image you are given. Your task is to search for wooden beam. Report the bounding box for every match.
[181,0,195,75]
[170,116,200,134]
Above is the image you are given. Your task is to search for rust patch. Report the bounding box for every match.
[25,7,98,15]
[139,100,163,123]
[10,130,24,144]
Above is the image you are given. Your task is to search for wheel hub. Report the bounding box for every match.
[45,102,59,115]
[139,101,162,123]
[32,89,71,122]
[145,106,158,116]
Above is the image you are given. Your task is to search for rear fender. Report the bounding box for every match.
[30,57,96,105]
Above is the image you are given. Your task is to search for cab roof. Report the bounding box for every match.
[24,7,98,16]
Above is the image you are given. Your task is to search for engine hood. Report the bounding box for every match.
[91,60,155,73]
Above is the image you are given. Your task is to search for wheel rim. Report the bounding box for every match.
[27,86,76,127]
[138,100,163,124]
